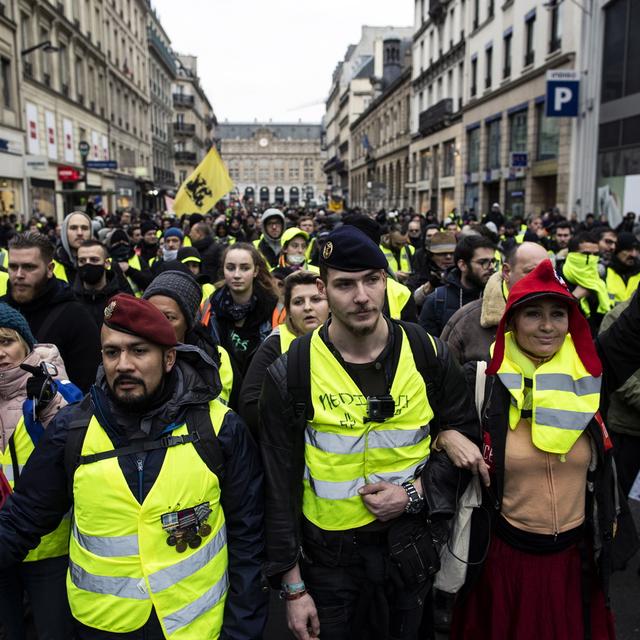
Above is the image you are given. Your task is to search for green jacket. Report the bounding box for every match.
[600,299,640,436]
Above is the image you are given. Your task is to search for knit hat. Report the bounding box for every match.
[0,303,35,349]
[143,271,202,331]
[486,259,601,377]
[177,247,201,264]
[108,228,130,247]
[342,213,383,245]
[616,231,639,253]
[164,227,184,241]
[428,231,457,254]
[141,221,157,236]
[189,213,205,227]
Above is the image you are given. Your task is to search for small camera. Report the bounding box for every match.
[366,395,396,422]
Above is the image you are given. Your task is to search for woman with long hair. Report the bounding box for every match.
[203,242,278,378]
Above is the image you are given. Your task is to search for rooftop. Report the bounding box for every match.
[218,122,323,140]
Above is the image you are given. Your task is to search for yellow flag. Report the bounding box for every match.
[173,146,234,216]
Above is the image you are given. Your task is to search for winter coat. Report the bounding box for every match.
[191,235,224,281]
[461,292,640,599]
[419,267,483,337]
[1,278,101,392]
[72,269,133,328]
[0,345,267,639]
[0,344,69,450]
[440,271,506,364]
[599,299,640,437]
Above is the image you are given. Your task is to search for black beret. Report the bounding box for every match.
[320,225,387,272]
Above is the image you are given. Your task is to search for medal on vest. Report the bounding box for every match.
[161,502,213,553]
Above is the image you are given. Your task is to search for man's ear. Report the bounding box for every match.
[501,262,510,283]
[316,278,326,296]
[164,347,177,372]
[457,258,468,274]
[46,260,55,280]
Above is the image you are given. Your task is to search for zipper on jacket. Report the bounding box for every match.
[136,456,144,503]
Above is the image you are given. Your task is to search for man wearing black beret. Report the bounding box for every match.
[259,226,486,640]
[0,293,267,639]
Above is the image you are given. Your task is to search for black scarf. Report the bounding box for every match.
[213,287,257,322]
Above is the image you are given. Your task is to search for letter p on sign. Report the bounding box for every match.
[546,70,580,118]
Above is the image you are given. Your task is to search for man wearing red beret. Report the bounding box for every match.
[0,293,267,639]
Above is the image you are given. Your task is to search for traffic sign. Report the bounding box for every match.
[86,160,118,170]
[546,70,580,118]
[78,140,90,158]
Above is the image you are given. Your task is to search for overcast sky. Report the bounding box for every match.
[151,0,413,124]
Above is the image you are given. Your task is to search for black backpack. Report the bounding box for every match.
[63,395,226,496]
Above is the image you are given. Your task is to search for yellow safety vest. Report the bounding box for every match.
[68,403,229,638]
[0,417,70,562]
[0,248,6,268]
[380,245,414,275]
[303,327,434,531]
[606,268,640,305]
[0,270,7,296]
[217,346,234,406]
[496,332,601,455]
[126,254,144,297]
[386,279,411,320]
[52,259,69,282]
[277,323,298,353]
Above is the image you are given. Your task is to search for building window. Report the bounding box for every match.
[0,57,11,109]
[503,31,512,79]
[524,11,535,67]
[470,56,477,97]
[536,103,559,160]
[304,158,314,181]
[464,183,479,212]
[420,150,430,181]
[443,139,456,177]
[509,110,528,153]
[549,3,562,53]
[486,119,501,169]
[289,165,299,180]
[488,0,494,19]
[485,45,492,89]
[467,127,480,173]
[473,0,479,30]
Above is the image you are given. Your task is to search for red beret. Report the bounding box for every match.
[486,260,601,377]
[103,293,177,347]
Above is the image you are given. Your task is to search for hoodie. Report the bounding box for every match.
[54,211,93,282]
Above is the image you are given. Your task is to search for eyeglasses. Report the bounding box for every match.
[471,258,498,269]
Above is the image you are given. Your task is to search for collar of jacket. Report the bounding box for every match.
[480,271,507,329]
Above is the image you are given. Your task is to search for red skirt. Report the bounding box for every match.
[450,535,616,640]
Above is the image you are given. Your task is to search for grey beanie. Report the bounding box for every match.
[142,271,202,331]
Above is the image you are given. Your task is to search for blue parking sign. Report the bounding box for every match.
[546,70,580,117]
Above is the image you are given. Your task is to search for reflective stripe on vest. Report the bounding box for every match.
[497,332,601,454]
[217,346,234,406]
[303,327,433,531]
[0,417,70,561]
[68,401,230,638]
[606,268,640,304]
[386,279,411,319]
[127,255,143,297]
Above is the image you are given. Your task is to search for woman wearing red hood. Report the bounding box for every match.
[442,259,639,640]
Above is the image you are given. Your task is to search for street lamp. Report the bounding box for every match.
[21,40,59,56]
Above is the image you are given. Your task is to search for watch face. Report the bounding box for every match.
[259,137,269,148]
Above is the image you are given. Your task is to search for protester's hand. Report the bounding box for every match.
[359,481,408,521]
[21,363,56,412]
[286,593,320,640]
[436,430,490,487]
[118,261,130,273]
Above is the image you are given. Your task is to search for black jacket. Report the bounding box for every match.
[461,292,640,599]
[1,278,101,392]
[0,346,267,639]
[72,269,133,328]
[255,236,279,269]
[53,245,76,282]
[258,320,480,582]
[419,268,483,337]
[192,235,224,281]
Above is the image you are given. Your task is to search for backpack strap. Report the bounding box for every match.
[184,404,226,483]
[63,394,94,496]
[286,332,313,420]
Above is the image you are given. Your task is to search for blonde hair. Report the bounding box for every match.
[0,327,30,359]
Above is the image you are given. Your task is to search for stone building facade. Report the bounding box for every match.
[218,122,324,207]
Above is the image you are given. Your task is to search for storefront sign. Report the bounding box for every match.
[58,166,82,182]
[24,155,48,175]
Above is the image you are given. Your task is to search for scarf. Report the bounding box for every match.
[214,287,257,322]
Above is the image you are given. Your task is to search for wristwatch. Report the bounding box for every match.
[402,481,425,514]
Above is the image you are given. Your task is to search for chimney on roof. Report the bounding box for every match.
[383,38,402,86]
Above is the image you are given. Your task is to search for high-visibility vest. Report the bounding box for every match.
[277,323,297,353]
[496,332,601,455]
[0,270,7,296]
[303,327,433,531]
[606,267,640,305]
[67,402,230,638]
[126,254,144,297]
[52,259,69,282]
[380,244,414,274]
[0,248,6,268]
[216,346,233,406]
[201,283,216,305]
[0,416,71,562]
[272,304,286,328]
[386,278,411,320]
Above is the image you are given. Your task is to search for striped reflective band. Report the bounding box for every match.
[498,373,522,390]
[69,560,149,600]
[534,373,601,396]
[305,426,428,454]
[535,407,594,430]
[1,463,23,483]
[304,457,427,500]
[73,522,139,557]
[163,571,229,635]
[148,525,227,592]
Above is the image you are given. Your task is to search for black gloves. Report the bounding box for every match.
[20,363,58,414]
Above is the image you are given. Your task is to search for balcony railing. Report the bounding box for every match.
[174,151,197,163]
[173,93,194,108]
[173,122,196,135]
[418,98,454,136]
